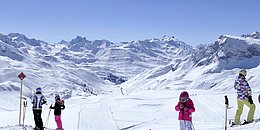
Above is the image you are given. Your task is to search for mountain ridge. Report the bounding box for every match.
[120,33,260,92]
[0,32,260,96]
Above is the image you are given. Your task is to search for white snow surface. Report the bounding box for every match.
[0,90,260,130]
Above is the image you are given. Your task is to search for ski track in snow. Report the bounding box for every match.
[191,93,224,130]
[78,108,118,130]
[78,97,119,130]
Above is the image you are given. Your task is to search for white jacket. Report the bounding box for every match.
[31,93,47,110]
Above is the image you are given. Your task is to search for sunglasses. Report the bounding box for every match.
[180,97,189,102]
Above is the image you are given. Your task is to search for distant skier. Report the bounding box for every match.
[175,91,195,130]
[233,69,256,125]
[50,95,65,130]
[259,94,260,104]
[31,87,47,130]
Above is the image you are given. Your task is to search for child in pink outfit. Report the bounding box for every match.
[175,91,195,130]
[50,95,65,130]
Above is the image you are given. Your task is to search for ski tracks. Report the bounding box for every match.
[191,92,224,129]
[77,96,119,130]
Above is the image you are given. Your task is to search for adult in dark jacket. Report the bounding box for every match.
[50,95,65,130]
[31,87,47,130]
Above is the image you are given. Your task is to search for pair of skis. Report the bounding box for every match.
[230,118,260,127]
[22,98,28,130]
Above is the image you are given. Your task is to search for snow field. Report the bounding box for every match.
[0,89,260,130]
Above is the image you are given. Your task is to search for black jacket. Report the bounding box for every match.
[50,100,65,115]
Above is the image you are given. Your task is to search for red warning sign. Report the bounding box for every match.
[18,72,26,80]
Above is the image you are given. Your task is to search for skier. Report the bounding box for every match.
[175,91,195,130]
[233,69,256,126]
[50,95,65,130]
[259,94,260,104]
[31,87,47,130]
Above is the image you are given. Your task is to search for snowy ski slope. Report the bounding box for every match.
[0,90,260,130]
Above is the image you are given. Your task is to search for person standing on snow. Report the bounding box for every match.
[50,95,65,130]
[31,87,47,130]
[175,91,195,130]
[233,69,256,125]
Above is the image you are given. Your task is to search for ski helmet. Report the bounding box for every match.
[179,91,189,103]
[36,87,42,93]
[55,95,60,101]
[180,91,189,98]
[239,69,247,76]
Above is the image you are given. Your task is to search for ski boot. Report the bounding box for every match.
[34,127,40,130]
[242,119,254,125]
[230,122,240,127]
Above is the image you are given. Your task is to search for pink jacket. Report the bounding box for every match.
[175,99,195,121]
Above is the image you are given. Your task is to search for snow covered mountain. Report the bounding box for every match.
[241,31,260,39]
[1,32,260,95]
[121,32,260,92]
[57,35,193,80]
[0,33,194,98]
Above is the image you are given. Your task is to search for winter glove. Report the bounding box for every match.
[179,104,184,110]
[184,106,190,111]
[61,105,65,110]
[42,100,47,105]
[248,96,254,104]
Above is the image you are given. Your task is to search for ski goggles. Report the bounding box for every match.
[180,97,189,103]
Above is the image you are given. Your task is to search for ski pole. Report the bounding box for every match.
[190,116,195,130]
[224,95,229,130]
[45,107,52,128]
[22,100,27,127]
[191,121,195,130]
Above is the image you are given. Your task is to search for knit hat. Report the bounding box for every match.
[239,69,247,76]
[180,91,189,98]
[55,95,60,101]
[179,91,189,103]
[36,87,42,93]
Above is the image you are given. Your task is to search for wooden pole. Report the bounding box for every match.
[19,79,23,125]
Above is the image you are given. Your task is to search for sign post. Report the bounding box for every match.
[18,72,26,125]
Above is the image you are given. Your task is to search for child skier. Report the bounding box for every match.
[50,95,65,130]
[175,91,195,130]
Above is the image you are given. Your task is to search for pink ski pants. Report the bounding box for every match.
[55,115,62,129]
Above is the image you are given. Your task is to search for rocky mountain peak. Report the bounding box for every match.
[241,31,260,39]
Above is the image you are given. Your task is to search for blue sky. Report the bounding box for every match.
[0,0,259,45]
